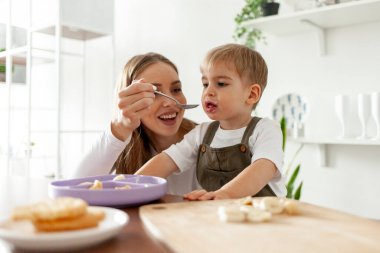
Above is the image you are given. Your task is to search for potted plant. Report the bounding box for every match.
[234,0,280,48]
[280,117,304,200]
[0,48,6,82]
[0,64,5,82]
[262,0,280,16]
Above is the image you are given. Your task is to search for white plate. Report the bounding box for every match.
[0,207,128,251]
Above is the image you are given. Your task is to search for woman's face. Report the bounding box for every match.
[137,62,186,139]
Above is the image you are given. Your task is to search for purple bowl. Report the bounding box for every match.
[48,174,167,206]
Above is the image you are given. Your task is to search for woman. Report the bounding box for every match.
[71,53,198,195]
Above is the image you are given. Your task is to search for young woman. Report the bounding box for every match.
[71,53,198,195]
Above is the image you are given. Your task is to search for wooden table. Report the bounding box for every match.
[2,175,380,253]
[0,174,182,253]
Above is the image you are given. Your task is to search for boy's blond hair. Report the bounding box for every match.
[203,43,268,108]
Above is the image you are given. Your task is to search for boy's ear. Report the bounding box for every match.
[246,83,261,106]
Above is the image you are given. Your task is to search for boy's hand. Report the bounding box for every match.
[183,189,232,201]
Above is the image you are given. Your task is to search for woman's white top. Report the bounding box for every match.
[70,123,199,195]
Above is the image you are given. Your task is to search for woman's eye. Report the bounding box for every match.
[173,87,182,93]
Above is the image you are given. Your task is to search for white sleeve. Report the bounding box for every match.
[164,123,207,173]
[69,123,131,178]
[250,118,284,174]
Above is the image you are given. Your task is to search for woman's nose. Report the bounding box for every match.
[161,95,177,107]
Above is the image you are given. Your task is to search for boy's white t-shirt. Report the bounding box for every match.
[164,118,286,197]
[70,123,199,195]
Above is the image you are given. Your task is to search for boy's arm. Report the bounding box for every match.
[216,158,277,199]
[135,152,179,178]
[184,158,276,200]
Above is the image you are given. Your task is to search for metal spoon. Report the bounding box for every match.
[154,91,199,109]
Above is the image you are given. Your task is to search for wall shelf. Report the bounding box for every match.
[289,137,380,146]
[242,0,380,55]
[34,25,109,41]
[289,137,380,166]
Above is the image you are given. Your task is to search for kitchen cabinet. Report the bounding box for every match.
[242,0,380,55]
[0,0,114,178]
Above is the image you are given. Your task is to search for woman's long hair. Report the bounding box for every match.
[113,53,196,174]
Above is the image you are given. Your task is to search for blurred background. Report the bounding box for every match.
[1,0,380,219]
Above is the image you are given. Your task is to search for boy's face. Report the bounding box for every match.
[200,60,259,130]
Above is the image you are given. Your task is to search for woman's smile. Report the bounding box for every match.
[158,112,179,126]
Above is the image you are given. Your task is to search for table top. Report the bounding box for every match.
[0,174,183,253]
[2,175,379,253]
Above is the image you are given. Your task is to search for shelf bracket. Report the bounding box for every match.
[317,144,327,167]
[300,20,326,56]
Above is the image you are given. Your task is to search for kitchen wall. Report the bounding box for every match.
[114,0,380,219]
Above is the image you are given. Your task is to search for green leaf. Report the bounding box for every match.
[280,116,286,151]
[294,182,303,200]
[287,164,301,188]
[286,184,293,199]
[233,0,266,48]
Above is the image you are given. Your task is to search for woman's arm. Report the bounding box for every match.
[70,79,156,178]
[69,124,131,178]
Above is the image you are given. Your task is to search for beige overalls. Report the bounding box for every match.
[196,117,276,197]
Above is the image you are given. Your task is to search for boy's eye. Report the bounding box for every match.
[202,83,208,88]
[217,82,226,87]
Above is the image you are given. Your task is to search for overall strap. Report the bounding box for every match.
[202,121,220,145]
[241,117,261,144]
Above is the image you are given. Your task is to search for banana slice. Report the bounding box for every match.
[113,175,126,181]
[89,180,103,190]
[239,196,253,206]
[244,207,272,222]
[259,197,284,214]
[114,184,131,190]
[283,199,299,215]
[218,205,246,222]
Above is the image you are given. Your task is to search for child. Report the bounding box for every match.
[136,43,286,200]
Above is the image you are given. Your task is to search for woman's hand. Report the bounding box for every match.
[111,79,155,141]
[183,189,232,201]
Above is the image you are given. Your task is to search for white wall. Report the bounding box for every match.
[114,0,244,123]
[114,0,380,219]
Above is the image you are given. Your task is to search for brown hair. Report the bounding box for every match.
[113,53,196,174]
[203,43,268,108]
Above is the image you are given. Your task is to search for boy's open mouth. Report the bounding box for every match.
[205,101,217,112]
